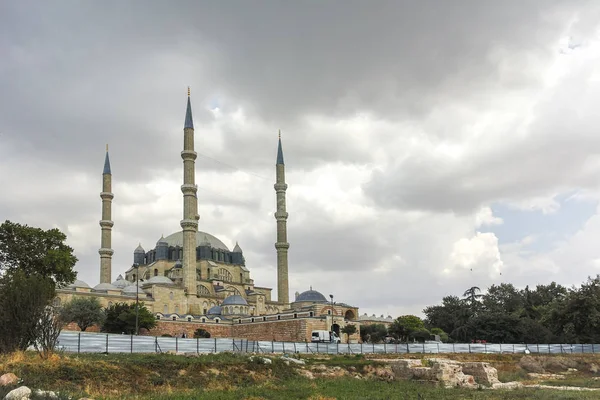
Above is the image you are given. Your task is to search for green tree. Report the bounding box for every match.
[60,297,104,331]
[101,302,156,334]
[360,324,387,343]
[0,271,56,353]
[430,327,449,342]
[341,324,357,341]
[424,296,472,337]
[463,286,483,307]
[482,283,523,315]
[0,220,77,286]
[193,328,211,338]
[389,315,425,342]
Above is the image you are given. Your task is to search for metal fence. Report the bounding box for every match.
[56,331,600,355]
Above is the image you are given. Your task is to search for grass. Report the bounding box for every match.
[3,352,600,399]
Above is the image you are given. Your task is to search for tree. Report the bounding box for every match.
[463,286,483,306]
[0,220,77,287]
[101,302,156,334]
[341,324,357,341]
[430,327,449,343]
[60,297,104,331]
[360,324,387,343]
[35,305,64,359]
[389,315,425,342]
[193,328,211,338]
[482,283,523,315]
[0,271,56,353]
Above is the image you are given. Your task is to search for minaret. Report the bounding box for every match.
[274,131,290,304]
[181,87,199,296]
[99,145,114,284]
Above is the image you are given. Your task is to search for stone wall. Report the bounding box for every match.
[148,321,232,338]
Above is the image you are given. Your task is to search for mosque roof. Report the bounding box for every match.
[207,305,222,315]
[111,275,130,289]
[93,283,118,291]
[122,285,144,295]
[232,242,243,253]
[222,295,248,306]
[358,313,394,322]
[296,289,328,303]
[158,231,230,251]
[134,243,145,253]
[68,280,90,289]
[144,276,174,285]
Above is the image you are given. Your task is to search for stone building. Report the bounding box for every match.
[56,89,361,342]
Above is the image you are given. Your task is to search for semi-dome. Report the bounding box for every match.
[122,285,144,295]
[144,275,174,285]
[93,283,118,291]
[158,231,230,251]
[207,305,222,315]
[111,275,129,288]
[222,295,248,306]
[68,280,90,289]
[296,289,328,303]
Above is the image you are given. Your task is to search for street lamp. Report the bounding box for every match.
[133,263,139,335]
[329,294,334,332]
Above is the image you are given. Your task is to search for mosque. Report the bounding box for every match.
[56,90,361,342]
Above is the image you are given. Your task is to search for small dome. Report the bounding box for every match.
[134,243,145,253]
[93,283,118,291]
[144,275,174,285]
[68,280,90,289]
[295,289,328,303]
[111,275,129,288]
[222,295,248,306]
[156,235,167,245]
[207,305,222,315]
[122,285,144,295]
[232,242,242,253]
[173,259,182,269]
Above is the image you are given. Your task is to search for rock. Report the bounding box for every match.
[528,373,566,380]
[492,382,523,390]
[519,356,544,373]
[4,386,31,400]
[567,368,578,373]
[296,369,314,380]
[0,373,18,387]
[281,356,305,365]
[374,367,394,381]
[462,362,500,385]
[249,356,272,364]
[34,389,58,399]
[311,364,327,372]
[390,358,476,388]
[590,363,599,374]
[178,369,187,376]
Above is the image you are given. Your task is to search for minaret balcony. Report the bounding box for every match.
[274,211,288,219]
[274,183,288,191]
[274,242,290,250]
[180,219,199,230]
[181,150,197,160]
[100,192,114,200]
[99,220,114,228]
[98,248,114,256]
[181,184,198,194]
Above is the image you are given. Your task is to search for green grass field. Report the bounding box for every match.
[1,352,600,399]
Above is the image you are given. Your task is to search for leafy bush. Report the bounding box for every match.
[193,328,211,338]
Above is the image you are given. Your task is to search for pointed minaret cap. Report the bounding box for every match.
[184,87,194,129]
[103,144,111,174]
[276,130,284,165]
[233,241,243,253]
[135,243,145,253]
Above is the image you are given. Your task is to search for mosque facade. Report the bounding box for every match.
[56,90,361,342]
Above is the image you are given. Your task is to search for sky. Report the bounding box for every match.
[2,1,600,318]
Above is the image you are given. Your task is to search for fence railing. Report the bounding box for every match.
[55,332,600,355]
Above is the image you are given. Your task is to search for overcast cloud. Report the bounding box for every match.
[2,1,600,317]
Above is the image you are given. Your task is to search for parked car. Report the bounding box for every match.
[311,330,341,343]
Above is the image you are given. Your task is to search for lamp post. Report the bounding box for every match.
[329,294,334,332]
[133,263,139,335]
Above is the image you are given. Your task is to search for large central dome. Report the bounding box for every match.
[159,231,230,251]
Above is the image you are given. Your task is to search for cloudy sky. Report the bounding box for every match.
[2,1,600,318]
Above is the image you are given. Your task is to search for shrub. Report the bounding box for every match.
[193,328,211,338]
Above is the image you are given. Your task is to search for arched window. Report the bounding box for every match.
[197,285,211,296]
[172,316,177,321]
[201,318,206,323]
[154,269,158,277]
[164,305,168,314]
[132,274,136,281]
[240,273,243,283]
[187,317,192,322]
[218,268,232,282]
[169,292,174,300]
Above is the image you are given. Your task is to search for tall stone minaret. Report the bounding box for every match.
[181,87,199,296]
[274,131,290,304]
[99,145,114,284]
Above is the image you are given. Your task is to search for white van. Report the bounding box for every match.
[311,330,341,343]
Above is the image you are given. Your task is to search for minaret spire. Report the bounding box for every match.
[99,146,114,284]
[181,88,199,297]
[274,131,290,305]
